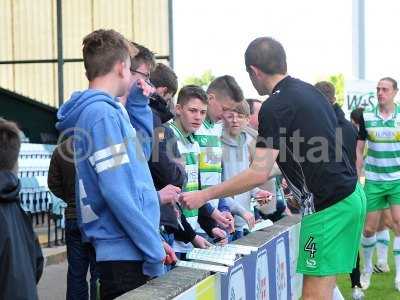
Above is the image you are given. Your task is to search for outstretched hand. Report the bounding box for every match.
[179,190,208,209]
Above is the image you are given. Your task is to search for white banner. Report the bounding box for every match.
[343,80,377,119]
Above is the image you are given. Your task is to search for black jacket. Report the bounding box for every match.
[0,171,44,300]
[149,94,175,127]
[48,137,76,219]
[148,94,197,242]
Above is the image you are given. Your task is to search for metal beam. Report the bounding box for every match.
[352,0,366,79]
[0,56,169,65]
[168,0,174,68]
[56,0,64,107]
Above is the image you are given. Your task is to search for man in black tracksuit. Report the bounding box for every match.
[0,118,44,300]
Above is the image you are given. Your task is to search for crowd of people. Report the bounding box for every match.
[1,28,399,300]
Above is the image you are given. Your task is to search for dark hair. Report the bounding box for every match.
[246,98,262,115]
[207,75,244,103]
[315,81,336,103]
[350,107,364,125]
[150,63,178,96]
[82,29,135,81]
[245,37,287,75]
[380,77,398,90]
[0,119,21,171]
[177,85,208,106]
[130,42,156,72]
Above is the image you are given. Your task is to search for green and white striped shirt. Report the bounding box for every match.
[169,121,201,253]
[194,118,223,207]
[360,104,400,182]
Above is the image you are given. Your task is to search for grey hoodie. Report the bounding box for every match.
[221,131,260,230]
[244,126,280,215]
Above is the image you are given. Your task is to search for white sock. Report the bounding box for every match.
[394,236,400,281]
[332,286,344,300]
[362,235,376,273]
[376,229,390,265]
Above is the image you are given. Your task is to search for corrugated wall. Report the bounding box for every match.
[0,0,170,108]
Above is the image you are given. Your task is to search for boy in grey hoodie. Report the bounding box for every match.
[222,101,270,240]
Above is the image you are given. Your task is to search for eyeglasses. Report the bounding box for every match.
[130,69,150,80]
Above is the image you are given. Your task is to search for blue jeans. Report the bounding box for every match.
[65,219,98,300]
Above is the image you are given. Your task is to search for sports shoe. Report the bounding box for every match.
[374,262,390,273]
[352,287,365,300]
[360,272,372,290]
[395,280,400,292]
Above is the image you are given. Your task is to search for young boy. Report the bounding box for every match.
[0,118,44,300]
[169,85,225,256]
[222,101,270,240]
[195,75,245,235]
[56,30,178,299]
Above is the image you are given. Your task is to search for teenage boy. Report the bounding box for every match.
[222,101,270,240]
[169,85,229,255]
[56,30,178,299]
[195,75,245,234]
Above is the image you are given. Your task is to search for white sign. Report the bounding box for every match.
[256,249,269,300]
[343,80,377,118]
[228,265,246,300]
[289,224,303,300]
[276,237,288,300]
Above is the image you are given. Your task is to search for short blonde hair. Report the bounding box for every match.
[232,100,250,116]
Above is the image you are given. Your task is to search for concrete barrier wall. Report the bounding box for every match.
[118,215,302,300]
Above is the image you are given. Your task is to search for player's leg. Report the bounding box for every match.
[361,181,387,289]
[298,183,366,299]
[388,182,400,291]
[375,209,392,273]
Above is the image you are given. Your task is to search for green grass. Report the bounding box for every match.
[337,233,399,300]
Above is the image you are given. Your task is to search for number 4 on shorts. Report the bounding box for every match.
[304,236,317,258]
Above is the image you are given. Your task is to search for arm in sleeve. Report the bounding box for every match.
[173,213,197,243]
[357,113,367,141]
[125,86,154,161]
[250,187,261,198]
[223,197,247,217]
[47,147,65,199]
[198,205,217,237]
[198,202,215,217]
[90,117,165,268]
[217,198,231,213]
[34,235,44,283]
[149,126,187,189]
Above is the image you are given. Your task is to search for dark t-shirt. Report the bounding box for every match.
[256,76,357,213]
[357,113,368,141]
[332,104,358,169]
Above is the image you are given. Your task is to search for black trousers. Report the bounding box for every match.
[97,261,149,300]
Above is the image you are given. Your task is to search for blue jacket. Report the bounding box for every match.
[56,89,165,277]
[125,85,154,161]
